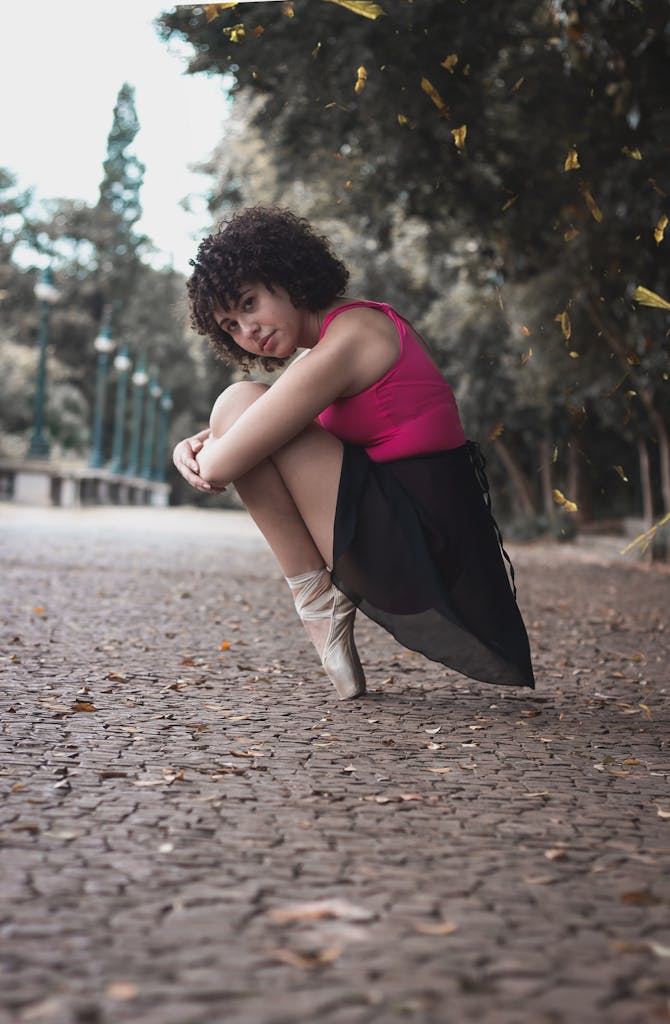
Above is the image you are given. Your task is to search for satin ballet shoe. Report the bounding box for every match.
[286,568,366,700]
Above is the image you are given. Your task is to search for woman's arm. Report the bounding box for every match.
[196,318,389,487]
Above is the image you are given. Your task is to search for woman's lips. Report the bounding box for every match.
[260,331,275,351]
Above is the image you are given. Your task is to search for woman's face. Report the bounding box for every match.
[212,282,312,360]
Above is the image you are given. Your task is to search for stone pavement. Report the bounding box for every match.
[1,505,669,1024]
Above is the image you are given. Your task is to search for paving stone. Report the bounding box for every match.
[1,506,669,1024]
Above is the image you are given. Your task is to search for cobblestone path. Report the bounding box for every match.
[1,506,669,1024]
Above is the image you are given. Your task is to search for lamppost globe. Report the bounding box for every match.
[149,380,162,400]
[34,269,60,305]
[160,393,174,413]
[132,366,149,388]
[114,350,132,374]
[94,331,116,356]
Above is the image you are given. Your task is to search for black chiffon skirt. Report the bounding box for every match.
[331,441,535,688]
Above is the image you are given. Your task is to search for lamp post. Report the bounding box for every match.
[109,344,132,473]
[89,310,116,468]
[126,355,149,477]
[27,266,60,459]
[154,389,173,482]
[141,372,162,480]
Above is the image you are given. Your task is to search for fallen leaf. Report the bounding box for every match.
[72,701,96,713]
[579,182,603,222]
[424,726,441,735]
[220,641,231,650]
[426,767,451,774]
[267,945,343,969]
[421,77,449,117]
[32,606,46,615]
[544,848,568,861]
[413,920,458,935]
[451,124,467,149]
[564,147,580,171]
[657,807,670,819]
[269,898,375,923]
[106,982,138,1001]
[620,889,660,906]
[654,214,667,245]
[633,285,670,310]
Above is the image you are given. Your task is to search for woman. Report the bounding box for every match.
[173,206,535,700]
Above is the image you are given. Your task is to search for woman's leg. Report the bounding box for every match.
[212,381,364,699]
[213,381,342,572]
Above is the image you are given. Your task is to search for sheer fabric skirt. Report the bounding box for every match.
[331,442,535,688]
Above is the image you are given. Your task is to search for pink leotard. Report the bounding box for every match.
[316,301,466,462]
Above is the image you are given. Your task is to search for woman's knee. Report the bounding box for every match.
[210,380,268,434]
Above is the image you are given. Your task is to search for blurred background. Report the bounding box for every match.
[1,0,669,552]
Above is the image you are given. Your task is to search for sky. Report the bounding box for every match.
[0,1,249,274]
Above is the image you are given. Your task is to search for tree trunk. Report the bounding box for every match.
[637,436,654,563]
[493,439,538,518]
[586,297,670,514]
[539,437,556,522]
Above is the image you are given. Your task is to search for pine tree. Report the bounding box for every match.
[96,82,146,306]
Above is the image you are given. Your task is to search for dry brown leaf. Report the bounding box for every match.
[579,182,603,222]
[426,767,451,774]
[654,214,667,245]
[32,606,46,615]
[451,124,467,149]
[620,889,660,906]
[268,945,343,969]
[322,0,385,18]
[544,848,568,861]
[413,920,458,936]
[421,77,449,117]
[657,806,670,819]
[564,147,580,171]
[269,898,375,923]
[106,982,138,1001]
[72,701,96,713]
[554,310,571,341]
[441,54,459,73]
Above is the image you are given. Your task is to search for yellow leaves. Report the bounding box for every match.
[520,324,531,336]
[621,145,642,160]
[223,23,245,42]
[563,226,580,241]
[203,3,238,22]
[488,422,505,441]
[511,77,524,92]
[613,465,629,483]
[633,285,670,310]
[354,65,367,94]
[654,214,667,245]
[397,113,412,127]
[32,606,46,615]
[621,511,670,555]
[322,0,385,18]
[553,489,578,513]
[520,347,533,365]
[220,640,231,650]
[579,182,603,222]
[440,54,459,73]
[283,1,295,15]
[451,124,467,149]
[502,194,518,212]
[421,77,449,118]
[564,147,580,171]
[554,310,571,341]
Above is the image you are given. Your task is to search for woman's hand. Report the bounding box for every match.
[172,429,226,493]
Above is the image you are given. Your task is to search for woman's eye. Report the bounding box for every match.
[228,321,238,333]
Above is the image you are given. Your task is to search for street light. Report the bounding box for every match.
[141,372,162,479]
[109,344,132,473]
[154,389,173,482]
[27,266,60,459]
[89,309,116,468]
[126,355,149,477]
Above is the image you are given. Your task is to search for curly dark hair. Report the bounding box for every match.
[186,206,350,372]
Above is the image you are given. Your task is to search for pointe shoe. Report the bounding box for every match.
[286,568,366,700]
